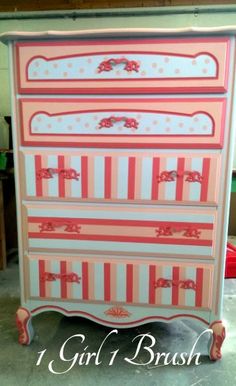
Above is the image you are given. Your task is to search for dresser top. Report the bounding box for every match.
[1,26,236,43]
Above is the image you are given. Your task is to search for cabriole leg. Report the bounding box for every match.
[16,307,34,345]
[208,320,226,361]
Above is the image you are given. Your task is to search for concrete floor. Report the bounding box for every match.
[0,254,236,386]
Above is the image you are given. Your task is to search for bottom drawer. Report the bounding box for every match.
[26,254,214,310]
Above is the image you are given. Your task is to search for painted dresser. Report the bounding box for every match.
[1,28,235,360]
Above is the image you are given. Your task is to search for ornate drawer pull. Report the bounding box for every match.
[39,220,81,234]
[157,170,203,183]
[40,272,81,283]
[97,58,140,73]
[154,278,197,291]
[36,168,80,181]
[98,116,138,129]
[155,226,201,239]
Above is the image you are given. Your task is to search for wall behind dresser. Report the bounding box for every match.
[0,4,236,167]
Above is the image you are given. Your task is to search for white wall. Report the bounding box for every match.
[0,6,236,167]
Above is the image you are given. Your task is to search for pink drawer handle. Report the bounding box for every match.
[157,170,204,183]
[155,226,201,239]
[97,58,140,73]
[39,220,81,234]
[154,278,197,291]
[98,116,139,129]
[36,168,80,181]
[40,272,81,284]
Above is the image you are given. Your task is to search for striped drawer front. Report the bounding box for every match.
[22,149,220,205]
[27,254,214,310]
[19,98,226,148]
[16,37,230,93]
[24,203,217,258]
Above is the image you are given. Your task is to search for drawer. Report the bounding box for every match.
[19,97,226,149]
[21,149,221,205]
[23,203,217,259]
[16,37,230,94]
[26,253,214,310]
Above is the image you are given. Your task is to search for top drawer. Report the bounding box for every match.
[15,37,230,94]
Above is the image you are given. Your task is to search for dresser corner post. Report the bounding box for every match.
[16,307,34,345]
[208,320,226,361]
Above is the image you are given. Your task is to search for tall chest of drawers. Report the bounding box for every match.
[1,28,236,360]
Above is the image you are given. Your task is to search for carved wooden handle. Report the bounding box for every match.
[40,272,81,283]
[155,226,201,239]
[154,278,197,291]
[39,220,81,234]
[36,168,80,181]
[157,170,204,183]
[97,58,140,73]
[98,116,139,129]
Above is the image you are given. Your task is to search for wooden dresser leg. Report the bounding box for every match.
[208,320,226,360]
[16,307,34,345]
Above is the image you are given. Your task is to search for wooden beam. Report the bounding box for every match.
[0,0,236,13]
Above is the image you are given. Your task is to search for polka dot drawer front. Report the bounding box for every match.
[15,37,230,94]
[19,97,226,148]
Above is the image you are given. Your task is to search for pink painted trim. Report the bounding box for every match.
[82,262,89,300]
[105,157,112,199]
[28,216,214,229]
[104,263,111,302]
[60,261,67,299]
[176,158,185,201]
[81,156,88,199]
[16,307,31,345]
[35,155,43,197]
[172,267,179,306]
[195,268,204,307]
[58,155,65,198]
[126,264,133,303]
[128,157,136,200]
[30,305,209,326]
[200,158,211,202]
[149,265,156,305]
[152,157,160,200]
[28,232,213,246]
[20,139,224,149]
[39,259,46,297]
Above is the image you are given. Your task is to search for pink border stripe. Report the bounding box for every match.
[128,157,136,200]
[105,157,112,199]
[60,261,67,299]
[172,267,179,306]
[151,157,160,200]
[149,265,156,304]
[58,155,65,198]
[35,155,43,197]
[200,158,211,202]
[28,216,214,229]
[195,268,204,307]
[81,156,88,198]
[82,262,89,300]
[38,259,46,298]
[126,264,133,303]
[28,232,213,246]
[104,263,111,301]
[176,158,185,201]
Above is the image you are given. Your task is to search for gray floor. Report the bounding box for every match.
[0,254,236,386]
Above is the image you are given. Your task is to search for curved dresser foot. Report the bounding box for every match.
[16,307,34,345]
[208,320,226,361]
